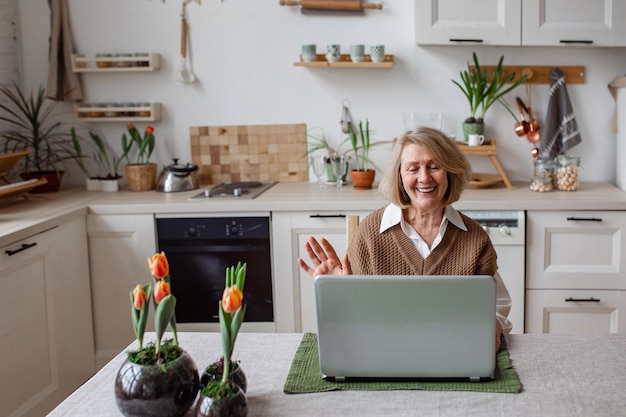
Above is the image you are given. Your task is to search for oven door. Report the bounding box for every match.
[157,218,273,324]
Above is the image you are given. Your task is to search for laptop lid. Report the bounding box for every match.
[314,274,496,381]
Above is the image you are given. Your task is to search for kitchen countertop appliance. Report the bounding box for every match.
[156,159,199,192]
[462,210,526,333]
[188,181,276,200]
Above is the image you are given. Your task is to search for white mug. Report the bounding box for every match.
[468,134,485,146]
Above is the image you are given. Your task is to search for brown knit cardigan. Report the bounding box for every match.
[346,207,498,276]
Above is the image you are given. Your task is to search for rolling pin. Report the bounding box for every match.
[279,0,383,10]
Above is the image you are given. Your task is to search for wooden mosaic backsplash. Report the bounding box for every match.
[189,123,308,185]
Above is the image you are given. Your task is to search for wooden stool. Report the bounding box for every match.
[456,139,513,190]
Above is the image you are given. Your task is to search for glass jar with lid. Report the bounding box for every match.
[556,155,580,191]
[529,176,553,193]
[533,157,557,188]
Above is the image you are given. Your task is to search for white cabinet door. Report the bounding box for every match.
[87,214,156,369]
[522,0,626,46]
[526,289,626,334]
[0,218,95,417]
[271,211,369,333]
[415,0,521,45]
[526,211,626,290]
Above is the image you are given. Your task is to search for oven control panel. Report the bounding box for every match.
[156,217,270,240]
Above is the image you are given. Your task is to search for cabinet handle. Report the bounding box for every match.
[309,214,346,218]
[565,297,600,303]
[5,242,37,256]
[560,40,593,44]
[566,217,602,222]
[449,38,483,43]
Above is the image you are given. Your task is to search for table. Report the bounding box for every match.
[48,332,626,417]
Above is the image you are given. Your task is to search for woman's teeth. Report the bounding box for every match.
[417,186,435,193]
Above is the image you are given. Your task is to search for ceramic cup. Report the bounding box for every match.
[468,134,485,146]
[301,44,317,62]
[349,44,365,63]
[325,44,340,63]
[369,44,385,63]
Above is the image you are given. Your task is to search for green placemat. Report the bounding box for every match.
[283,333,522,394]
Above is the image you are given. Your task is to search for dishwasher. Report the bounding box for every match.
[462,210,526,334]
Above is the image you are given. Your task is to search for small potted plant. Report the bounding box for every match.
[0,82,90,192]
[120,123,157,191]
[305,127,350,185]
[114,251,199,417]
[452,52,528,142]
[72,128,123,191]
[347,119,392,190]
[196,262,248,417]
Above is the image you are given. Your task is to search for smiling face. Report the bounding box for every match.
[399,143,448,213]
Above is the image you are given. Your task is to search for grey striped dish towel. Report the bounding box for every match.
[538,68,582,159]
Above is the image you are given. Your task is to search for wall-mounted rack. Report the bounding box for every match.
[471,65,585,84]
[71,53,161,72]
[294,54,393,68]
[279,0,382,13]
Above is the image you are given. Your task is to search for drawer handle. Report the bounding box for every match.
[560,40,593,44]
[5,242,37,256]
[309,214,346,218]
[565,297,600,303]
[566,217,602,222]
[449,38,483,43]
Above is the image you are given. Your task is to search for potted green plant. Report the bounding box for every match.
[196,262,248,417]
[305,127,350,185]
[72,128,123,191]
[452,52,528,142]
[114,251,199,417]
[120,123,157,191]
[0,82,86,192]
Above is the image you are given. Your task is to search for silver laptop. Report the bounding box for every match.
[314,274,496,381]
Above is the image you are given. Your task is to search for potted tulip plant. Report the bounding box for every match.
[114,252,199,417]
[196,262,249,417]
[347,119,380,190]
[72,128,123,191]
[120,123,157,191]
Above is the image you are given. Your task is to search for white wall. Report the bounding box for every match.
[15,0,626,185]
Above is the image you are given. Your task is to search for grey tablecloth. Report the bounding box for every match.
[48,333,626,417]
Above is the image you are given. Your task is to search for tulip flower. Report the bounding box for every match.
[222,285,243,313]
[132,285,147,310]
[148,252,169,279]
[153,280,171,304]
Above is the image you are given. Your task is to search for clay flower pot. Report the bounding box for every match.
[349,169,376,190]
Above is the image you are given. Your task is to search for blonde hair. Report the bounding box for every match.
[378,127,471,208]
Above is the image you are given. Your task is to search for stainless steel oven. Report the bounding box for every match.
[155,215,273,326]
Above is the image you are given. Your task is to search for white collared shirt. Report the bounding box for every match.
[379,203,513,333]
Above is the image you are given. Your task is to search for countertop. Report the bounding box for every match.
[47,332,626,417]
[2,181,626,247]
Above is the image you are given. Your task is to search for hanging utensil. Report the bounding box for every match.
[176,3,195,83]
[340,99,354,134]
[514,97,529,137]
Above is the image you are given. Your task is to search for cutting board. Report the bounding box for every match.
[190,123,308,185]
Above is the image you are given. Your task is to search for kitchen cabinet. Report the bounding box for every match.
[415,0,521,46]
[415,0,626,46]
[525,210,626,334]
[0,218,95,417]
[70,53,162,122]
[271,211,370,333]
[87,213,156,369]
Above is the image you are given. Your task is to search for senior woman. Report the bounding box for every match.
[298,127,512,352]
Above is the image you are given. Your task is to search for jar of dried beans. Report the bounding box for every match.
[556,155,580,191]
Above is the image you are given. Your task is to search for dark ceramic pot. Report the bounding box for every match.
[114,350,200,417]
[20,170,65,193]
[195,387,248,417]
[201,360,247,393]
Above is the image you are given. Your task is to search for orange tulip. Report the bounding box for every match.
[146,126,155,135]
[154,280,171,304]
[132,285,147,310]
[222,285,243,313]
[148,252,169,279]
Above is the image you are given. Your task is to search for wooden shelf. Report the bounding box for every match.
[74,102,161,122]
[0,178,48,203]
[294,54,394,68]
[71,53,161,72]
[456,139,513,190]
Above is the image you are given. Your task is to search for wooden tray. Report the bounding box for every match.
[467,173,503,189]
[0,178,48,202]
[0,150,29,183]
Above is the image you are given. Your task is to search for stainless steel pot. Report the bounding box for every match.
[156,159,199,192]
